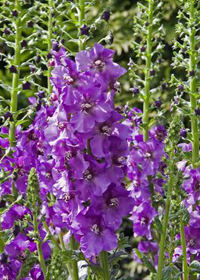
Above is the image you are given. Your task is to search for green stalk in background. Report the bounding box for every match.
[189,0,199,168]
[143,0,154,142]
[69,235,79,280]
[47,0,53,97]
[78,0,86,51]
[180,217,189,280]
[9,0,22,147]
[99,251,110,280]
[33,214,47,278]
[157,161,174,280]
[0,216,4,254]
[186,1,199,279]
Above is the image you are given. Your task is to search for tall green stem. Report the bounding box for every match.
[180,218,188,280]
[99,251,110,280]
[70,235,79,280]
[33,214,47,278]
[78,0,85,51]
[0,217,4,253]
[9,0,21,147]
[189,0,199,167]
[157,161,174,280]
[143,0,154,141]
[48,0,53,96]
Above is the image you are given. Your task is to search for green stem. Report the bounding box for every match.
[43,221,60,249]
[70,235,79,280]
[99,251,110,280]
[48,0,53,96]
[189,0,199,167]
[78,0,85,51]
[9,0,22,147]
[0,216,4,253]
[186,2,198,279]
[33,214,47,278]
[59,233,73,276]
[157,161,174,280]
[143,0,154,142]
[180,218,188,280]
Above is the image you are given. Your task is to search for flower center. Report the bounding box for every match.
[45,172,52,179]
[84,169,93,181]
[58,122,66,130]
[194,180,200,190]
[64,193,71,202]
[141,217,149,225]
[19,252,27,261]
[101,125,111,136]
[94,59,105,69]
[64,74,74,85]
[109,198,119,208]
[81,102,92,112]
[91,224,100,234]
[188,239,195,247]
[145,152,152,159]
[65,151,73,160]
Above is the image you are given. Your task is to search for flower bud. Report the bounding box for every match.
[150,69,155,76]
[80,24,90,36]
[36,55,41,63]
[12,10,18,17]
[178,84,184,92]
[180,129,187,138]
[130,87,139,95]
[22,81,31,90]
[195,108,200,116]
[47,53,52,60]
[154,99,162,108]
[102,10,110,22]
[9,65,17,73]
[21,40,27,48]
[27,21,33,28]
[189,70,195,76]
[140,46,146,52]
[3,28,11,35]
[4,112,13,121]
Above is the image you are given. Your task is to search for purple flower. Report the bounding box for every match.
[76,210,117,258]
[1,205,30,230]
[131,201,157,239]
[76,157,111,199]
[70,85,112,133]
[185,226,200,255]
[76,43,115,72]
[92,184,134,230]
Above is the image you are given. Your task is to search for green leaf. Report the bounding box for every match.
[162,266,180,280]
[154,216,163,234]
[142,256,156,273]
[189,261,200,274]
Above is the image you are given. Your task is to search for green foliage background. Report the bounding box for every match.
[0,0,182,279]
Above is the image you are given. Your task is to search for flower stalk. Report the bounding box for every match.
[143,0,154,142]
[9,0,22,147]
[48,0,53,97]
[180,217,188,280]
[33,214,47,278]
[99,251,110,280]
[78,0,85,51]
[70,235,79,280]
[189,0,199,167]
[157,161,174,280]
[0,217,4,254]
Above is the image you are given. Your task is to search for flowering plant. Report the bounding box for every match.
[1,0,200,280]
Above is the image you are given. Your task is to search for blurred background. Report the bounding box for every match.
[0,0,181,279]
